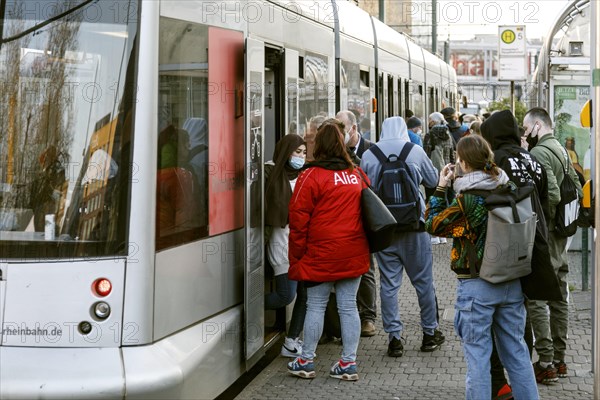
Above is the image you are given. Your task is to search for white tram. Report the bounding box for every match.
[530,0,591,180]
[0,1,458,398]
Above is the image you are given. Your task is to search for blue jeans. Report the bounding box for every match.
[376,230,438,340]
[301,277,361,363]
[455,278,539,400]
[265,273,296,309]
[265,274,306,338]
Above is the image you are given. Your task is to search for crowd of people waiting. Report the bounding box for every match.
[262,104,582,400]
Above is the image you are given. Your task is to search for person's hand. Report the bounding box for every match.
[438,163,455,187]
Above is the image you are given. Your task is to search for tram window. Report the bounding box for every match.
[299,52,329,139]
[398,80,403,117]
[378,73,384,124]
[0,0,138,258]
[387,76,394,117]
[360,70,369,87]
[404,81,410,114]
[341,61,371,140]
[156,19,210,250]
[428,87,435,116]
[412,82,424,121]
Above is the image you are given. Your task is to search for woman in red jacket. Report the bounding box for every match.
[287,118,370,381]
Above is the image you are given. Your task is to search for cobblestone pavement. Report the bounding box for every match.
[236,245,594,400]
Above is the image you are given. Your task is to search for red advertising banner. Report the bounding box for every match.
[208,27,244,236]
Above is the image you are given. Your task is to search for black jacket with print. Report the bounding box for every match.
[481,110,562,301]
[481,110,549,218]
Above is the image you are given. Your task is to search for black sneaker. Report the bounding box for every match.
[387,337,404,357]
[420,329,445,352]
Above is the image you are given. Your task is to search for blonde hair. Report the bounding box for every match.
[469,121,482,135]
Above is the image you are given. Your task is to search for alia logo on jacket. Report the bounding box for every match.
[333,171,359,185]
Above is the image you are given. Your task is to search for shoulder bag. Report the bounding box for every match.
[357,168,397,253]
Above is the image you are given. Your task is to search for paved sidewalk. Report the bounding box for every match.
[236,245,594,400]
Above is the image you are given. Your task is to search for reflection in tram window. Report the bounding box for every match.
[0,0,138,258]
[412,83,425,122]
[156,18,209,250]
[299,52,330,137]
[341,61,371,141]
[156,125,202,250]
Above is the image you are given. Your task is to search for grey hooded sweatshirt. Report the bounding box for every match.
[360,116,439,221]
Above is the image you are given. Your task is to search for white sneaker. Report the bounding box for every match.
[439,238,447,244]
[430,237,440,245]
[281,337,303,358]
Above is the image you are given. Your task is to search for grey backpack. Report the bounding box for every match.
[464,184,537,284]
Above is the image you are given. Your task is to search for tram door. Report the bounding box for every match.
[245,37,265,368]
[377,72,391,140]
[262,46,300,341]
[0,264,5,344]
[285,49,299,140]
[376,72,384,139]
[280,47,299,324]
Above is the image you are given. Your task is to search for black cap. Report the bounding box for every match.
[406,117,422,129]
[440,107,456,119]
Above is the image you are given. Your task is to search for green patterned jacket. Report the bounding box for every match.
[425,188,489,278]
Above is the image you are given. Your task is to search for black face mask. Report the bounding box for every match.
[526,134,539,149]
[524,123,540,150]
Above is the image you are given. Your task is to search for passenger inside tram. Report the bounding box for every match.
[156,124,202,249]
[360,117,371,141]
[304,114,326,162]
[182,118,209,229]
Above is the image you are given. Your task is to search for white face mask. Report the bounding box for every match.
[344,128,352,145]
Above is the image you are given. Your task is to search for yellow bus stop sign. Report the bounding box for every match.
[501,30,516,44]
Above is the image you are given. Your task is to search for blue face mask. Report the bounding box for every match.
[289,156,305,170]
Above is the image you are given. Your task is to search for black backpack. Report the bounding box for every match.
[369,143,421,231]
[539,145,580,237]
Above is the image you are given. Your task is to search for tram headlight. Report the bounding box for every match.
[93,301,111,320]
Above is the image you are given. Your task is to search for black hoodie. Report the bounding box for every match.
[481,110,561,302]
[481,110,548,207]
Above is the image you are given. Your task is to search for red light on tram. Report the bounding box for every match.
[93,278,112,297]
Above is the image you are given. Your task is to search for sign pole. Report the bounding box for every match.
[510,81,515,114]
